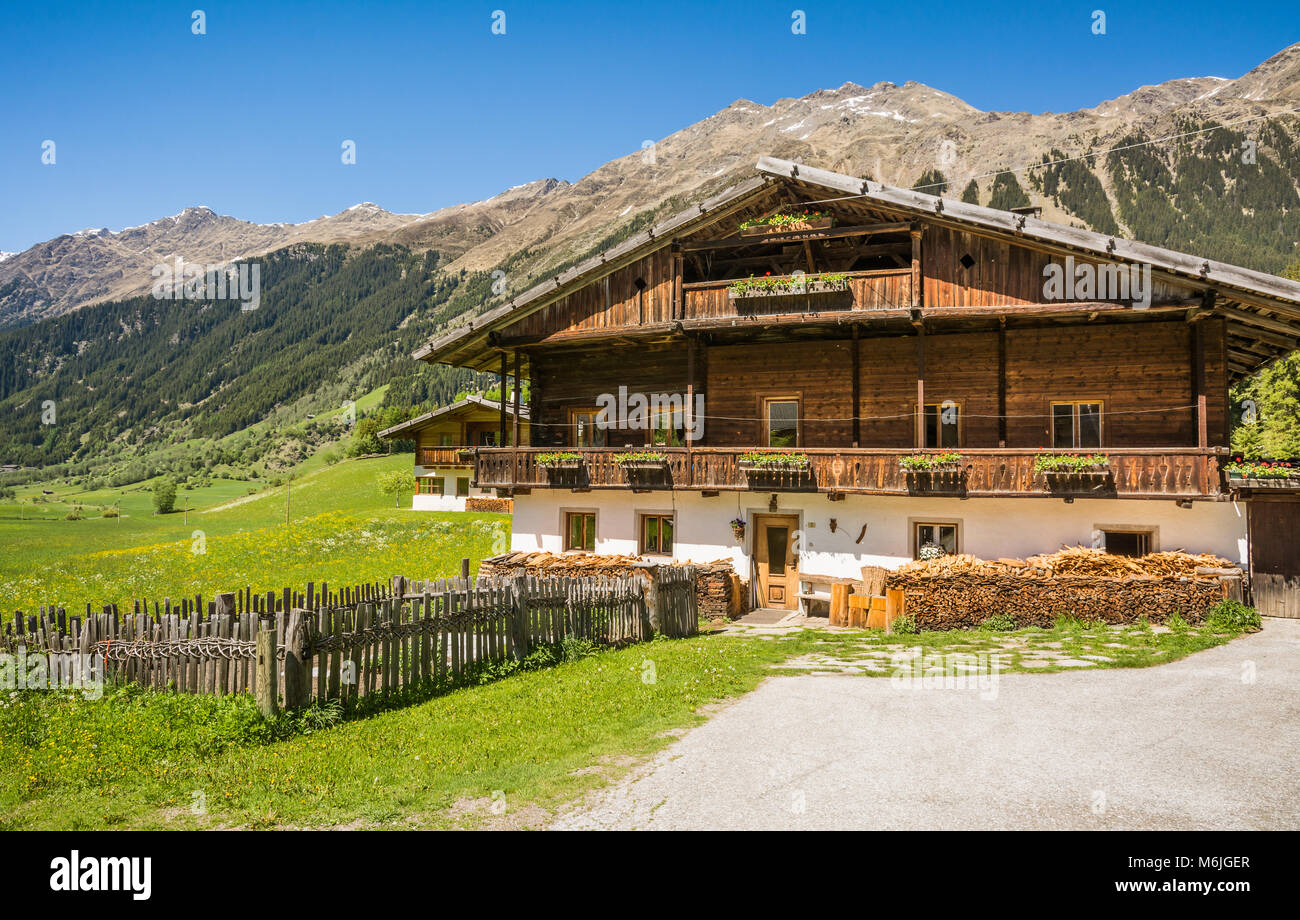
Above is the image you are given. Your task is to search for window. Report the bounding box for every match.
[571,409,608,448]
[416,476,443,495]
[923,403,960,448]
[640,514,674,555]
[478,430,499,447]
[564,512,596,552]
[1103,530,1151,557]
[914,522,959,558]
[439,434,454,447]
[765,398,799,447]
[648,407,686,447]
[455,477,470,497]
[1051,401,1102,449]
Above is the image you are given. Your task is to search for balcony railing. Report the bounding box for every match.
[682,269,912,321]
[470,447,1226,499]
[417,447,474,468]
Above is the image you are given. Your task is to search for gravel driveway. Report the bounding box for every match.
[552,619,1300,830]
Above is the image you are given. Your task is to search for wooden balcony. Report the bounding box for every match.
[470,447,1227,500]
[682,269,912,321]
[416,447,474,468]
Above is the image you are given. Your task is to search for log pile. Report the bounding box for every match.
[695,564,746,620]
[888,548,1239,630]
[894,547,1233,579]
[465,496,513,513]
[478,552,744,620]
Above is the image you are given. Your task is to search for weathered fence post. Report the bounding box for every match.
[643,568,661,636]
[510,576,529,661]
[283,609,309,710]
[256,616,278,717]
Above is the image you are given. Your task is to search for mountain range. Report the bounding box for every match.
[3,42,1299,475]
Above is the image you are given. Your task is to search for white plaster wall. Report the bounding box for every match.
[412,493,466,512]
[510,491,1248,579]
[411,465,492,511]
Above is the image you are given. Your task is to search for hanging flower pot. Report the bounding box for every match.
[730,517,746,541]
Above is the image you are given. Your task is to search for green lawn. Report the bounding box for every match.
[0,453,506,615]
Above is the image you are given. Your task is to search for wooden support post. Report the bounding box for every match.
[1192,322,1207,450]
[997,321,1008,448]
[512,348,522,489]
[915,326,926,449]
[510,576,529,662]
[498,351,509,448]
[685,335,696,468]
[910,223,923,309]
[283,609,307,709]
[851,326,861,448]
[255,618,278,718]
[672,248,684,321]
[215,592,235,697]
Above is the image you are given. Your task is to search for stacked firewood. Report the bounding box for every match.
[888,547,1239,630]
[695,564,746,620]
[894,547,1235,579]
[478,552,743,618]
[478,551,656,579]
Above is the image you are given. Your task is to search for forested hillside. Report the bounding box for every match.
[0,244,490,471]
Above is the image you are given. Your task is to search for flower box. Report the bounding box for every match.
[1224,462,1297,488]
[739,216,834,237]
[1033,454,1111,476]
[1226,472,1300,489]
[536,452,584,470]
[613,451,668,471]
[738,452,811,475]
[899,453,964,474]
[728,278,850,300]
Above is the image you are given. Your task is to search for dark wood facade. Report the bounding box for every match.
[415,164,1300,502]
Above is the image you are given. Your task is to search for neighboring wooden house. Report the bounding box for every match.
[379,395,529,511]
[410,157,1300,614]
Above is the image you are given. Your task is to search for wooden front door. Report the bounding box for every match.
[1249,494,1300,618]
[754,514,799,609]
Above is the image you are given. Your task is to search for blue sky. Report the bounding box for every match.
[2,0,1296,251]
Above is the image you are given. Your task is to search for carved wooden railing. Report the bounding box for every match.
[682,268,912,321]
[417,447,473,467]
[471,447,1226,499]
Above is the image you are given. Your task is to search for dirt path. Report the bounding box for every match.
[552,619,1300,830]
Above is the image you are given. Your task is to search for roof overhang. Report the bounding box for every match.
[378,395,527,440]
[412,175,774,368]
[410,156,1300,380]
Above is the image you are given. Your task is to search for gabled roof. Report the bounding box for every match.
[412,176,773,366]
[755,156,1300,315]
[412,156,1300,378]
[378,394,528,440]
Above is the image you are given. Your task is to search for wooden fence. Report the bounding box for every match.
[1,568,698,713]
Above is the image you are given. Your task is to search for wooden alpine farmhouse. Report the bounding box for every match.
[379,395,528,510]
[410,157,1300,615]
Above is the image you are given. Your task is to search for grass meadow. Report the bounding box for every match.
[0,453,507,615]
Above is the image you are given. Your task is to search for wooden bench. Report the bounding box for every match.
[797,574,858,617]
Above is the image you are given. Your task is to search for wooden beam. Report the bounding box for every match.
[915,326,926,449]
[910,224,923,310]
[677,221,911,252]
[997,321,1007,448]
[498,351,508,448]
[851,326,861,448]
[672,251,684,321]
[512,348,522,454]
[1216,303,1300,338]
[1191,323,1207,450]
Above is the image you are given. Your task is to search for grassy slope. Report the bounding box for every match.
[0,452,508,614]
